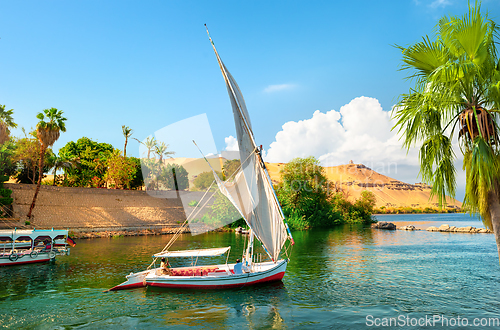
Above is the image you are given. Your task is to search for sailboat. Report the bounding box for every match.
[108,27,294,291]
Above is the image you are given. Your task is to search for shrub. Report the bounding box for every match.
[193,171,222,190]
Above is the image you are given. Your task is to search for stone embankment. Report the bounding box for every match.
[425,224,492,233]
[372,222,492,233]
[5,183,189,238]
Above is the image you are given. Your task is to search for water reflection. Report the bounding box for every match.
[145,281,290,328]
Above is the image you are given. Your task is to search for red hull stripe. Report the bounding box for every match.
[148,271,285,289]
[109,282,146,291]
[0,258,50,266]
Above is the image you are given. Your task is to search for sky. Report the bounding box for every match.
[2,0,500,201]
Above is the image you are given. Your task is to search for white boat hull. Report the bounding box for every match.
[0,249,67,266]
[109,259,287,291]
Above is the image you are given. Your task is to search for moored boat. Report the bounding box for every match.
[109,26,294,291]
[0,229,73,266]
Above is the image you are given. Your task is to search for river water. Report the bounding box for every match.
[1,213,500,329]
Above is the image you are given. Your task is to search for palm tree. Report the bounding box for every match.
[153,142,175,190]
[392,3,500,261]
[27,108,67,219]
[134,136,157,159]
[155,141,175,164]
[0,104,17,145]
[49,155,81,186]
[122,125,133,157]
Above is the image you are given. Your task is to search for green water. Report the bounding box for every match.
[1,213,500,329]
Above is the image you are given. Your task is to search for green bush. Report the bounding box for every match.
[276,157,343,230]
[193,171,222,190]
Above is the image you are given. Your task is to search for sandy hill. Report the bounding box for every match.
[161,158,461,209]
[265,162,462,210]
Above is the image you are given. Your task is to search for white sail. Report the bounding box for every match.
[208,32,289,262]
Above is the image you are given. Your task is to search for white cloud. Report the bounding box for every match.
[263,84,295,93]
[224,135,239,151]
[430,0,451,8]
[264,95,467,199]
[265,96,421,179]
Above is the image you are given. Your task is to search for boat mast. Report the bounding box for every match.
[206,24,294,261]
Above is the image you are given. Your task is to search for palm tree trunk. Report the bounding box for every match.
[27,145,46,219]
[488,188,500,263]
[124,138,128,157]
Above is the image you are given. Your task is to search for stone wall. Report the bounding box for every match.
[6,183,187,232]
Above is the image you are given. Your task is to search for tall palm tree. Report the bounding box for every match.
[392,3,500,261]
[122,125,133,157]
[27,108,67,219]
[0,104,17,145]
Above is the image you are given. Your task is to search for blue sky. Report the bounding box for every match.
[2,0,500,200]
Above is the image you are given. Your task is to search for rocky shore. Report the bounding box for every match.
[372,222,493,233]
[424,224,492,233]
[69,226,190,239]
[68,223,232,239]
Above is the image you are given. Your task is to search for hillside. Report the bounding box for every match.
[265,162,462,210]
[158,157,462,209]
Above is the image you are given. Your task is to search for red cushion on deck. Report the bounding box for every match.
[170,266,219,276]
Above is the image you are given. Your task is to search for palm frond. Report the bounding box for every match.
[463,138,500,229]
[398,37,449,79]
[419,134,456,206]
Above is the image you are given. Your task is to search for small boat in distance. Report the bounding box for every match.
[108,27,294,291]
[0,229,72,266]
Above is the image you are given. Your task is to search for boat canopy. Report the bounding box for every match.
[0,229,69,241]
[154,247,231,258]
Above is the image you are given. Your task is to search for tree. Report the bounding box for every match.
[154,141,175,164]
[27,108,67,219]
[58,137,113,187]
[0,140,17,179]
[332,190,376,224]
[194,171,223,190]
[355,190,377,213]
[13,133,50,184]
[0,104,17,145]
[276,157,341,229]
[104,150,136,189]
[135,136,157,159]
[46,153,81,186]
[223,159,241,179]
[128,156,144,189]
[208,191,244,229]
[392,3,500,260]
[161,164,189,190]
[0,140,16,217]
[122,125,133,157]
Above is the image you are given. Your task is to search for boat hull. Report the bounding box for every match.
[0,251,55,266]
[146,259,287,289]
[107,269,153,291]
[109,260,288,291]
